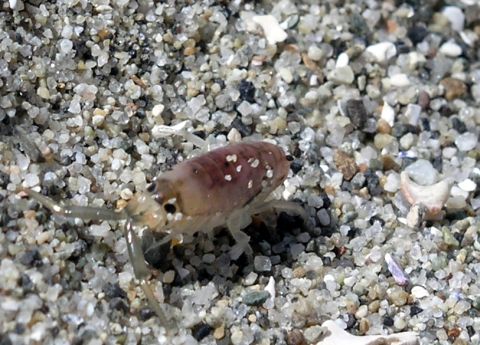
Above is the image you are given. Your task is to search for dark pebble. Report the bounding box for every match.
[0,171,9,188]
[383,316,394,326]
[395,40,410,54]
[243,291,270,306]
[109,297,129,312]
[451,117,467,133]
[467,325,475,337]
[407,24,428,44]
[432,156,442,171]
[286,329,307,345]
[142,231,172,271]
[344,99,367,130]
[349,13,370,39]
[439,105,454,117]
[20,273,34,292]
[290,160,303,174]
[347,227,359,239]
[420,118,430,131]
[139,308,156,321]
[410,305,423,316]
[231,117,252,137]
[103,282,127,299]
[14,324,25,335]
[418,90,430,110]
[192,323,213,341]
[364,171,382,196]
[453,232,464,244]
[391,123,418,138]
[19,249,42,267]
[320,193,331,209]
[238,80,256,103]
[345,313,357,329]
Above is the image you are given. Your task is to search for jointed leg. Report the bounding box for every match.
[152,120,208,151]
[125,220,173,328]
[23,189,127,221]
[227,212,253,260]
[253,199,309,226]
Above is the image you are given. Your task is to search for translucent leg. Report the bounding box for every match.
[23,189,127,221]
[125,220,174,328]
[152,120,208,151]
[227,213,253,260]
[254,200,309,225]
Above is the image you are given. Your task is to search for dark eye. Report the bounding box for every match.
[147,183,156,193]
[163,203,176,214]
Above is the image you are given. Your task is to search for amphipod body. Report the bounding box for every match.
[23,141,304,325]
[130,141,291,240]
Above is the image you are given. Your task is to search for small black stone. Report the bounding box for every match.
[345,313,357,329]
[139,308,156,321]
[238,80,256,103]
[231,117,252,137]
[467,325,475,337]
[19,249,42,267]
[344,99,367,130]
[391,123,418,138]
[20,273,34,292]
[320,193,331,209]
[14,323,25,335]
[407,24,428,44]
[142,232,172,271]
[451,117,467,133]
[243,291,270,306]
[453,232,464,244]
[0,171,9,188]
[383,316,394,327]
[290,160,303,174]
[420,117,430,131]
[103,282,127,299]
[432,156,443,171]
[192,323,213,341]
[410,305,423,316]
[439,105,453,117]
[364,171,382,196]
[395,40,410,54]
[109,297,129,312]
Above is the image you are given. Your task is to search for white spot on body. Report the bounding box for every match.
[250,159,259,168]
[266,169,273,178]
[174,212,183,221]
[236,165,242,173]
[225,174,232,181]
[226,154,237,163]
[248,180,253,189]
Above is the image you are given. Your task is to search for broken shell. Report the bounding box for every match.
[385,253,409,286]
[252,15,288,45]
[400,172,452,218]
[317,320,419,345]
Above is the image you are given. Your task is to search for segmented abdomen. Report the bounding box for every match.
[161,141,290,216]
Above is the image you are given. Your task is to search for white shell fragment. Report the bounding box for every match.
[365,42,397,64]
[151,120,189,138]
[385,253,409,286]
[316,320,419,345]
[252,15,288,45]
[381,101,395,127]
[400,172,452,218]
